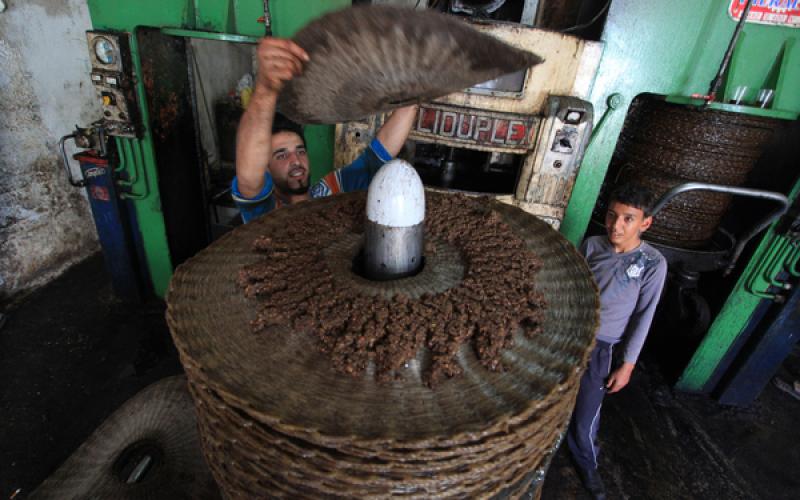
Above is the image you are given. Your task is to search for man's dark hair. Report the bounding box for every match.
[272,112,305,140]
[608,183,656,217]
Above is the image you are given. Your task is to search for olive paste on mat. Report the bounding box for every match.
[238,194,547,386]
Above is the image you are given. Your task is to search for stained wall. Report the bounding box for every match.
[0,0,101,303]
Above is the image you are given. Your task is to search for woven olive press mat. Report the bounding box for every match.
[31,376,219,500]
[167,191,598,498]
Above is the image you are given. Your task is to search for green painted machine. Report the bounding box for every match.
[556,0,800,400]
[73,0,799,403]
[82,0,349,297]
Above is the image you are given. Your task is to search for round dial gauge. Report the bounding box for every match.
[93,37,116,65]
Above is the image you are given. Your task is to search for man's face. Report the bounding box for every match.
[268,131,310,195]
[605,201,652,250]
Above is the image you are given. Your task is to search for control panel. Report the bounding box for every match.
[515,95,593,227]
[86,31,139,137]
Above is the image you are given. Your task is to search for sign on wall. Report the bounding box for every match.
[729,0,800,28]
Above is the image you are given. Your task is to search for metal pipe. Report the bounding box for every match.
[520,0,540,26]
[97,125,108,157]
[159,28,258,44]
[651,182,789,216]
[706,0,753,103]
[113,136,126,173]
[762,237,790,286]
[786,241,800,278]
[58,134,87,187]
[119,139,150,200]
[363,160,425,281]
[744,233,778,298]
[126,454,153,484]
[745,235,793,299]
[263,0,272,36]
[116,140,138,186]
[651,181,790,275]
[364,222,425,280]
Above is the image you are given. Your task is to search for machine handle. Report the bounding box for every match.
[58,134,87,188]
[97,125,108,157]
[651,182,790,275]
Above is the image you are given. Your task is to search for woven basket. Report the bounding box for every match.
[167,191,598,498]
[31,376,218,500]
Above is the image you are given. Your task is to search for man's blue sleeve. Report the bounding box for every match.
[337,138,393,192]
[231,174,276,223]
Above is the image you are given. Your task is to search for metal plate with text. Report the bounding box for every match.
[410,105,538,152]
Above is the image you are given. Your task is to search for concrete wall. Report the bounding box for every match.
[0,0,101,303]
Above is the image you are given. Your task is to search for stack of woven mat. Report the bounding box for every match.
[167,192,598,498]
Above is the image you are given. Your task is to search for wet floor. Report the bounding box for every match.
[1,253,798,498]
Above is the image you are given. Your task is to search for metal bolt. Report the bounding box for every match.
[553,160,563,169]
[607,93,624,109]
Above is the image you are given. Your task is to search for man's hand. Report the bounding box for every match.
[606,362,635,394]
[254,37,310,95]
[237,37,308,198]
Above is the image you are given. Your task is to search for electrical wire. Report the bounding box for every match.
[561,0,611,33]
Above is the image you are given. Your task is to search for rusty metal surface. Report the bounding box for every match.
[608,98,779,248]
[137,28,209,266]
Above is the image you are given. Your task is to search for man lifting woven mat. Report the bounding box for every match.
[167,5,598,499]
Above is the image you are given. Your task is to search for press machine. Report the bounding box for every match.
[337,0,800,404]
[335,19,601,228]
[556,0,800,405]
[64,0,800,404]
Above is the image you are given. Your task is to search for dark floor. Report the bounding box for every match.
[0,254,183,498]
[1,253,798,498]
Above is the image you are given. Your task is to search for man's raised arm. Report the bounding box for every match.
[235,38,309,198]
[377,105,418,157]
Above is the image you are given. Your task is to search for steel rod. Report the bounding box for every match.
[707,0,753,102]
[651,181,789,275]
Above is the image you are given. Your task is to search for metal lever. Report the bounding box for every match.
[651,182,790,275]
[96,124,108,157]
[58,134,87,187]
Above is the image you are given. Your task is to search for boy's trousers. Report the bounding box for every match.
[567,340,615,472]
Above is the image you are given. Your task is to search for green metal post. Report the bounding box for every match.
[269,0,352,184]
[676,179,800,392]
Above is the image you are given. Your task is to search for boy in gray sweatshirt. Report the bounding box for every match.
[567,183,667,499]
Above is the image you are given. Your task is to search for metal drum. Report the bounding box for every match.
[166,191,598,498]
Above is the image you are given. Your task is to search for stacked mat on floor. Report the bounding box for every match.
[166,192,598,498]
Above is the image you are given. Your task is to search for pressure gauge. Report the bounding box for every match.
[93,37,116,65]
